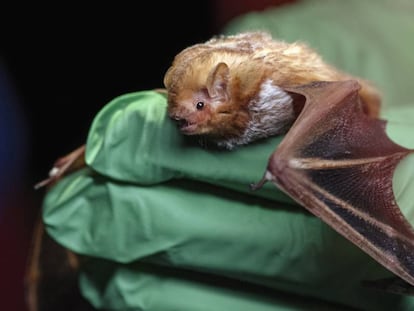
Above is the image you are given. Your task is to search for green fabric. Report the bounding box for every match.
[42,0,414,310]
[78,260,355,311]
[43,91,414,311]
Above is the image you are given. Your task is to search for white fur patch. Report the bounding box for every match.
[256,79,293,112]
[219,80,294,149]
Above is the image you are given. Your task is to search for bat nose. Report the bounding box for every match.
[170,114,181,121]
[168,113,188,128]
[167,109,180,120]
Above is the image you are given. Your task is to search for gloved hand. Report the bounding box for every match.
[42,1,414,310]
[42,90,414,311]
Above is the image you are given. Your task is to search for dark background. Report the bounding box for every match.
[0,1,294,310]
[2,3,215,182]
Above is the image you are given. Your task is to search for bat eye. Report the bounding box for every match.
[196,101,204,110]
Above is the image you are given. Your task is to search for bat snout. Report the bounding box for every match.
[169,113,182,122]
[169,114,198,134]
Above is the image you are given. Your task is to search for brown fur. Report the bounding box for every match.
[164,31,381,148]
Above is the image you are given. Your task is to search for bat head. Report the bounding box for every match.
[164,62,249,140]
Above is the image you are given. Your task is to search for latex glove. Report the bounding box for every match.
[43,91,414,311]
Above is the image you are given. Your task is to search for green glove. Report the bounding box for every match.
[42,1,414,310]
[43,90,414,311]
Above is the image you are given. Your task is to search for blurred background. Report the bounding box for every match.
[0,1,294,310]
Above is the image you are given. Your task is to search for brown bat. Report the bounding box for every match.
[164,32,414,291]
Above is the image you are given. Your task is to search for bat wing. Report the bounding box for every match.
[252,80,414,288]
[34,144,86,189]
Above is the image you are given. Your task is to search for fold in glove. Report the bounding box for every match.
[79,259,355,311]
[43,90,414,311]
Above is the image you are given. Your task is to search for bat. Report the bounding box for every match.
[164,31,414,291]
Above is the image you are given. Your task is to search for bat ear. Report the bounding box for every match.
[206,62,230,100]
[163,66,173,88]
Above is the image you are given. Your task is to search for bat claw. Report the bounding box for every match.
[249,171,271,191]
[33,177,53,190]
[33,145,86,190]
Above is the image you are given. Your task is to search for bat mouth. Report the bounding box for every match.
[176,118,197,134]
